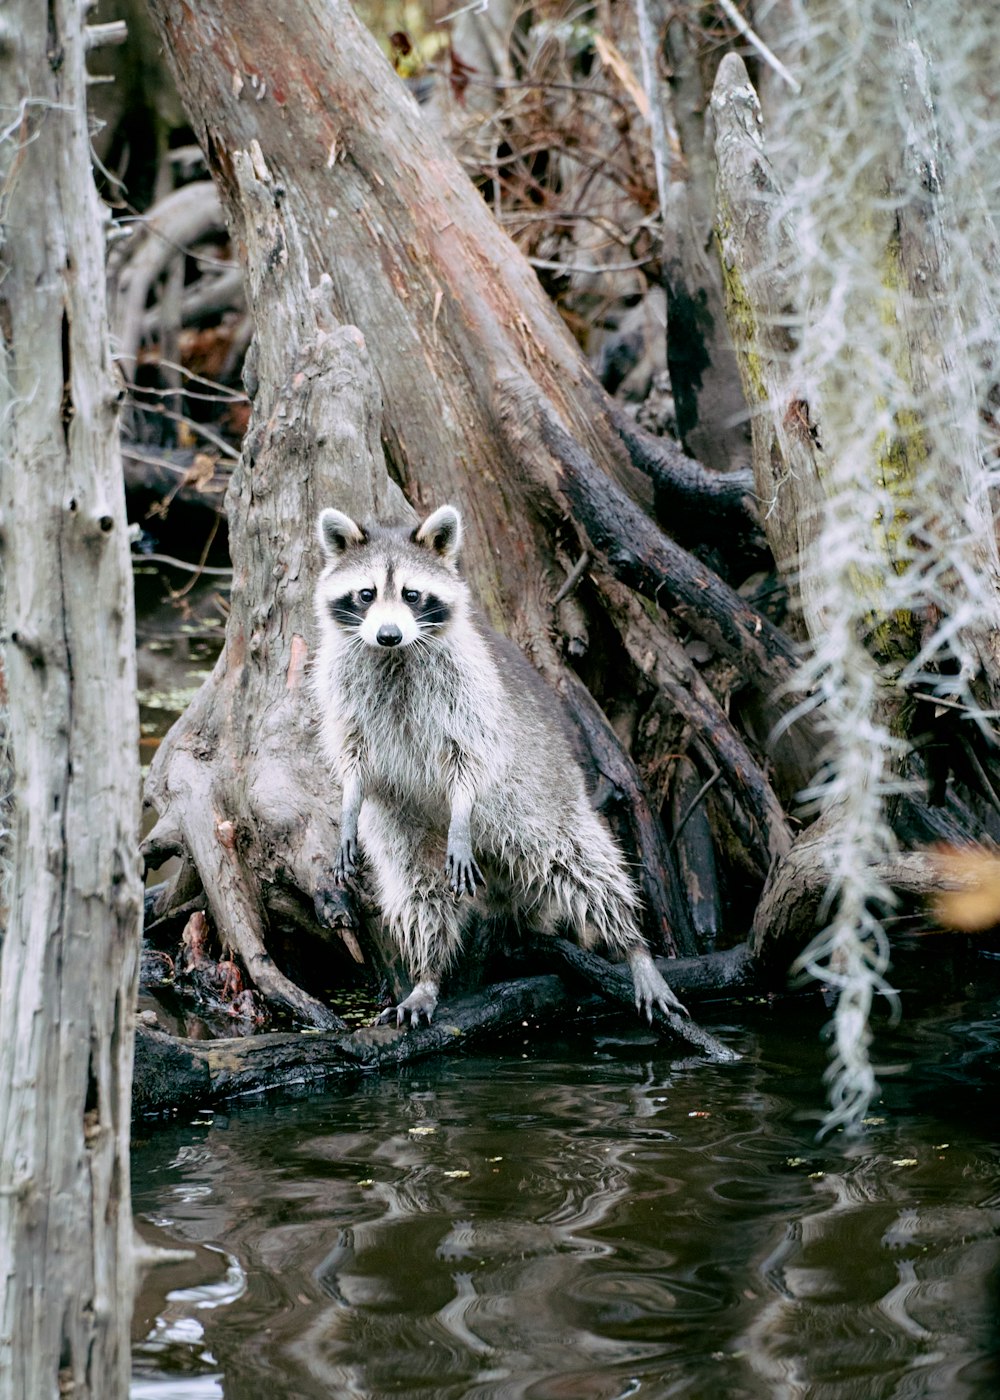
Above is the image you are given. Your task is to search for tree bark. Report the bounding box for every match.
[0,3,142,1393]
[142,158,407,1027]
[712,47,1000,691]
[636,0,751,473]
[138,0,812,1022]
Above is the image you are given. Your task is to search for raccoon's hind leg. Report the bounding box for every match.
[625,946,687,1021]
[538,818,688,1022]
[361,802,467,1027]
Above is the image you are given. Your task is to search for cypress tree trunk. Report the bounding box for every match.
[0,2,142,1392]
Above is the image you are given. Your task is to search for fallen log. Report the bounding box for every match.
[133,945,758,1112]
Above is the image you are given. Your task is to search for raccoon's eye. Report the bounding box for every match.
[402,588,421,604]
[358,587,376,604]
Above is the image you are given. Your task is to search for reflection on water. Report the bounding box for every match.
[131,953,1000,1399]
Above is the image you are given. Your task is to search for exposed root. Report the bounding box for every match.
[142,746,345,1029]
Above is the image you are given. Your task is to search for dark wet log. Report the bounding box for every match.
[133,1025,212,1113]
[134,976,583,1111]
[133,942,759,1112]
[526,934,747,1061]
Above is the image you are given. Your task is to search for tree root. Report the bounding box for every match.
[749,823,972,963]
[142,745,348,1029]
[140,162,408,1028]
[605,399,765,561]
[524,932,747,1062]
[534,399,799,686]
[133,945,756,1113]
[600,574,794,872]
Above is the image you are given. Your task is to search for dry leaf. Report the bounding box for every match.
[183,452,219,491]
[930,845,1000,931]
[593,34,650,121]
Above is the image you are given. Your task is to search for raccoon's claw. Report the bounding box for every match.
[628,947,688,1022]
[377,980,439,1029]
[445,844,484,898]
[335,837,358,886]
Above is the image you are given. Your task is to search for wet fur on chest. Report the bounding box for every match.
[337,642,491,805]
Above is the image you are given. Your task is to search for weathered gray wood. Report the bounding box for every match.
[141,156,407,1027]
[711,52,823,634]
[0,2,142,1393]
[750,835,970,965]
[712,47,1000,691]
[712,43,1000,967]
[143,0,657,642]
[138,0,803,1004]
[637,0,751,472]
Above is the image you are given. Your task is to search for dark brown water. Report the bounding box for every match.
[130,942,1000,1400]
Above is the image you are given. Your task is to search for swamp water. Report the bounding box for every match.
[130,565,1000,1398]
[130,942,1000,1400]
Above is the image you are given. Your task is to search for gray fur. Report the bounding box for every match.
[312,505,685,1026]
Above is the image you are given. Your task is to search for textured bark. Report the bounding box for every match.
[638,0,751,472]
[142,160,407,1027]
[0,2,142,1393]
[749,837,965,965]
[144,0,654,642]
[711,53,824,631]
[134,0,813,1025]
[712,48,1000,690]
[712,49,1000,955]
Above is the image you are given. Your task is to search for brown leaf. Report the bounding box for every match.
[931,845,1000,931]
[183,452,219,490]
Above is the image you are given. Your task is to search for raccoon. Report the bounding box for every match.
[311,503,685,1028]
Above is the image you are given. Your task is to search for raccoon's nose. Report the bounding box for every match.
[376,623,403,647]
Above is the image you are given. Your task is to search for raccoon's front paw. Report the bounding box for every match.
[377,979,439,1029]
[445,838,484,898]
[335,836,358,886]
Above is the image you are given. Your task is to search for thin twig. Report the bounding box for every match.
[668,769,721,851]
[716,0,802,94]
[169,517,224,600]
[552,551,591,604]
[133,403,241,459]
[133,551,233,578]
[527,253,654,274]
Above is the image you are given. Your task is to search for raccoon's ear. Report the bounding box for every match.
[318,509,366,559]
[413,505,462,563]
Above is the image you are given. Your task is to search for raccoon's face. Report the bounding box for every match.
[315,504,466,650]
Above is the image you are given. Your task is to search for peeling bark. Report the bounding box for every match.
[142,161,408,1027]
[136,0,817,1032]
[0,3,142,1392]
